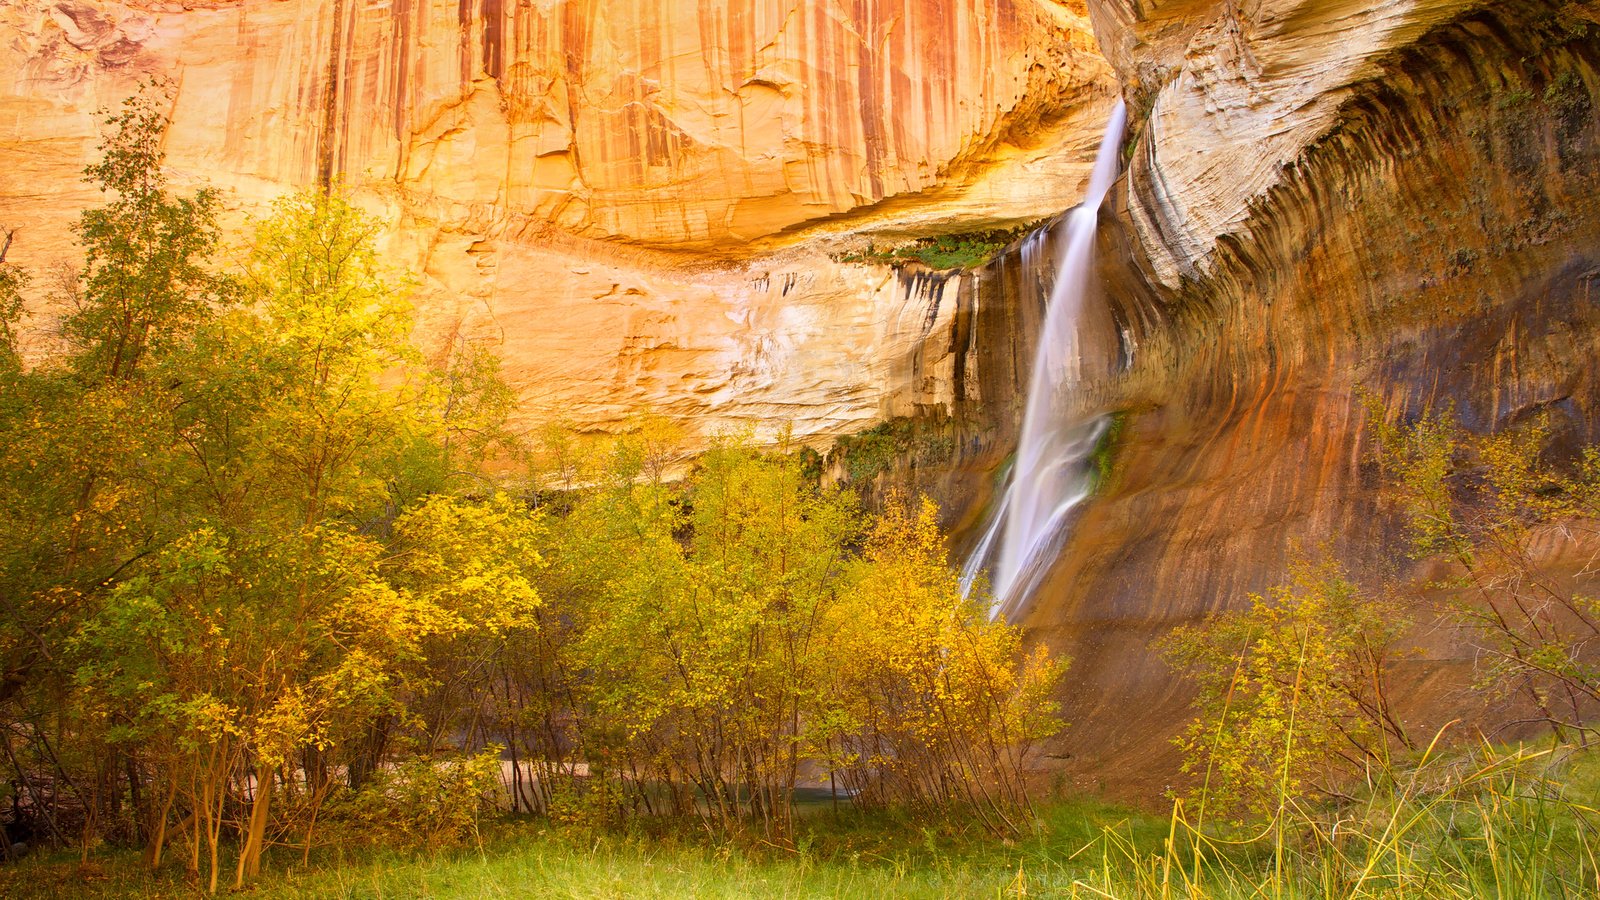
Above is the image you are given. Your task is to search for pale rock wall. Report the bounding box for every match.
[1089,0,1482,288]
[435,238,983,438]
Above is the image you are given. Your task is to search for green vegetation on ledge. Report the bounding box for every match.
[1089,410,1129,493]
[830,417,957,484]
[831,222,1043,271]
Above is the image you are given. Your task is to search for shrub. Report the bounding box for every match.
[822,494,1068,835]
[1159,557,1412,825]
[1369,405,1600,741]
[327,748,503,850]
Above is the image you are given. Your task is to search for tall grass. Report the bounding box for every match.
[1062,733,1600,898]
[2,744,1596,898]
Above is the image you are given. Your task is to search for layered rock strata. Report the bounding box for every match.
[0,0,1114,443]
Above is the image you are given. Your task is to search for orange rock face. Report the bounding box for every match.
[849,0,1600,797]
[0,0,1114,445]
[3,0,1106,245]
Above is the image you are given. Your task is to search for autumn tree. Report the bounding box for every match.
[538,432,855,836]
[387,493,546,757]
[0,83,233,858]
[824,494,1068,835]
[434,336,521,484]
[66,82,230,382]
[1159,557,1412,826]
[67,187,522,890]
[672,433,857,837]
[1371,407,1600,739]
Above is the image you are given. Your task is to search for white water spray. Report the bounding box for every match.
[968,101,1127,620]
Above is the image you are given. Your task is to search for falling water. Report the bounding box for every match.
[966,101,1127,620]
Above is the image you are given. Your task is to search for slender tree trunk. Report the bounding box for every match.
[348,716,389,791]
[302,779,329,867]
[0,727,65,847]
[200,766,220,895]
[125,752,146,846]
[233,762,273,888]
[186,784,200,877]
[143,775,178,869]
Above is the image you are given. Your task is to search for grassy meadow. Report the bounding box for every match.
[5,741,1599,899]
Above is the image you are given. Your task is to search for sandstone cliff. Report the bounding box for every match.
[988,0,1600,793]
[0,0,1113,443]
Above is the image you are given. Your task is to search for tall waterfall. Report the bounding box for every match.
[965,101,1128,621]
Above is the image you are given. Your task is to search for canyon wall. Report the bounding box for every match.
[834,0,1600,797]
[999,0,1600,794]
[0,0,1113,443]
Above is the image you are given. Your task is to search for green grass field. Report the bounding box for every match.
[5,743,1599,899]
[0,799,1162,899]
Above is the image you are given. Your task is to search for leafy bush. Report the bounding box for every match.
[1159,557,1412,824]
[327,748,503,850]
[1369,404,1600,741]
[823,494,1068,834]
[1089,411,1128,490]
[830,418,956,484]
